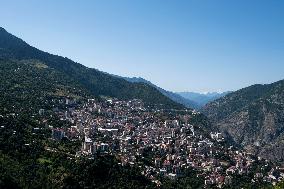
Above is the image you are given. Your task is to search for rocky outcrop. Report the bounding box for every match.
[202,80,284,163]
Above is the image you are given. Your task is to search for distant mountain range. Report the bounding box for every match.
[177,91,231,108]
[121,76,229,109]
[0,26,227,111]
[202,80,284,162]
[120,77,199,109]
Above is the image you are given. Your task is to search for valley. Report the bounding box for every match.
[1,27,284,189]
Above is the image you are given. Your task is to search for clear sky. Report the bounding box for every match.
[0,0,283,92]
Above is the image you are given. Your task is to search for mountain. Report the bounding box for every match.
[177,91,230,108]
[2,27,284,188]
[0,27,183,109]
[202,80,284,162]
[120,76,199,109]
[0,27,180,188]
[0,58,91,115]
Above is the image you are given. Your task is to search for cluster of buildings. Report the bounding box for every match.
[48,97,284,187]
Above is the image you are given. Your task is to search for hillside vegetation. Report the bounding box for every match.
[0,27,183,109]
[202,80,284,162]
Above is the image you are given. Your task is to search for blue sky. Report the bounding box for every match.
[0,0,283,92]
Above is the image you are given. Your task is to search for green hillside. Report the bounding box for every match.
[0,27,183,109]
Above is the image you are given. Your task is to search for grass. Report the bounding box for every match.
[37,157,52,164]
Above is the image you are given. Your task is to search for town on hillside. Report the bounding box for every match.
[43,97,284,187]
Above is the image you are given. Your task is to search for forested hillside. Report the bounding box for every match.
[0,27,183,109]
[0,58,158,188]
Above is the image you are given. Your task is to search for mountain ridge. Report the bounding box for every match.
[119,76,199,109]
[178,91,231,108]
[202,79,284,162]
[0,27,184,109]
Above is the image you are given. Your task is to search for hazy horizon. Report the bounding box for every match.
[1,0,283,92]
